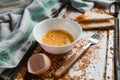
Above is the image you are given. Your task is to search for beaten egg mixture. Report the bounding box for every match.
[42,30,74,46]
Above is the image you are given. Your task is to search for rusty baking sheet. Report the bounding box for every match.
[14,8,114,80]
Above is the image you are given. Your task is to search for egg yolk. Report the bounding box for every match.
[41,30,74,46]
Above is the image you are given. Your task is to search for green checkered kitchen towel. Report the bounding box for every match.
[0,0,115,72]
[0,0,66,68]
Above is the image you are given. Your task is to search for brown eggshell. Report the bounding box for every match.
[27,53,51,75]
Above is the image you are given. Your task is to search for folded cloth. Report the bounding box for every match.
[70,0,94,10]
[0,0,116,72]
[0,0,65,69]
[86,0,115,9]
[0,0,24,6]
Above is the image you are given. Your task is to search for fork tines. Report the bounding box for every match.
[91,32,100,39]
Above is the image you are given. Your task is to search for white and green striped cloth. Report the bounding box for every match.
[0,0,60,68]
[0,0,115,71]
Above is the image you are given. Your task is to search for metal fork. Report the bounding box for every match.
[83,32,100,49]
[55,32,100,78]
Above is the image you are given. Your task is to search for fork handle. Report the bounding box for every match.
[55,43,91,78]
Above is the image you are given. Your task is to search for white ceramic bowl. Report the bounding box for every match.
[33,18,82,55]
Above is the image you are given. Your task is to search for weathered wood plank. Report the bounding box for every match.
[105,29,114,80]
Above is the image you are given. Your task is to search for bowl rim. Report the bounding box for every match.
[33,18,82,48]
